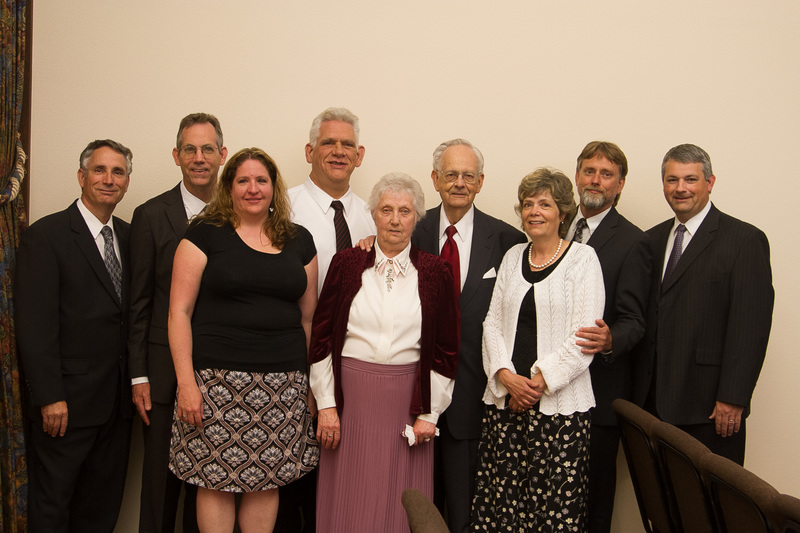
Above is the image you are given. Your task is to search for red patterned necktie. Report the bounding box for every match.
[440,225,460,298]
[330,200,351,252]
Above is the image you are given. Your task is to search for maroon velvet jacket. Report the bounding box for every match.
[309,245,460,416]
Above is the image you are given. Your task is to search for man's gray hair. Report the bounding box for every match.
[367,172,426,223]
[661,143,713,181]
[309,107,360,147]
[176,112,224,150]
[432,138,485,175]
[79,139,133,177]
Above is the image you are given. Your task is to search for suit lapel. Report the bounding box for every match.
[164,184,189,237]
[461,208,493,310]
[69,202,120,305]
[661,206,719,293]
[586,207,618,251]
[415,207,441,256]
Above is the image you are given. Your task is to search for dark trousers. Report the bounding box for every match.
[273,469,316,532]
[28,413,131,533]
[138,400,199,533]
[677,420,747,465]
[433,415,480,533]
[587,424,620,533]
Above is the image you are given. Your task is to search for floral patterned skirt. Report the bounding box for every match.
[168,368,319,493]
[470,404,590,532]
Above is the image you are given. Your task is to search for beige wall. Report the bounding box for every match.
[30,2,799,531]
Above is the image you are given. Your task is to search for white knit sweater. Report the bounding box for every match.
[481,242,605,415]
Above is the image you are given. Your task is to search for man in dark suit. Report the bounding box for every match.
[16,139,135,533]
[128,113,227,533]
[412,138,525,533]
[634,143,773,465]
[566,141,652,533]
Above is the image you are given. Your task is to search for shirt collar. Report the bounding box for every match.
[671,201,712,237]
[437,204,475,244]
[374,241,412,276]
[76,198,114,238]
[303,176,356,215]
[571,205,612,238]
[180,180,208,219]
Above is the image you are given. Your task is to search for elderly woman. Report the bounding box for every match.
[470,168,605,532]
[309,172,460,532]
[168,148,319,533]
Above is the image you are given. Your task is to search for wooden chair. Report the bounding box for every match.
[612,399,676,533]
[769,493,800,533]
[652,419,717,533]
[401,488,450,533]
[700,452,778,533]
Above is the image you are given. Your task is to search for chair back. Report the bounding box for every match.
[401,488,450,533]
[613,399,676,533]
[652,420,717,533]
[700,453,777,533]
[769,493,800,533]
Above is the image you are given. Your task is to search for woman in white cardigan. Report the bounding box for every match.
[471,168,605,533]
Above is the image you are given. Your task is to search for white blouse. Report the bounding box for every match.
[310,242,455,424]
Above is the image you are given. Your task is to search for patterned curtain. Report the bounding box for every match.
[0,0,28,531]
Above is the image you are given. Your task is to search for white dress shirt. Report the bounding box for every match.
[436,204,474,292]
[310,242,455,424]
[76,198,121,260]
[289,177,376,294]
[180,180,207,220]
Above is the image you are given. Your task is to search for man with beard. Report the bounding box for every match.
[567,141,652,533]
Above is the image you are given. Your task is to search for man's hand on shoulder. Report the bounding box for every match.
[132,382,152,425]
[41,401,68,437]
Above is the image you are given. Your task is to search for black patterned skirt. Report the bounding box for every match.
[471,404,591,532]
[168,368,319,493]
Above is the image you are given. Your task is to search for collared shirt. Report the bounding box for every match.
[288,177,376,294]
[76,198,121,260]
[662,201,713,279]
[180,180,207,220]
[567,206,613,244]
[436,204,474,291]
[309,242,454,424]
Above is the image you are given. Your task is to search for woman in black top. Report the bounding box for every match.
[168,148,319,533]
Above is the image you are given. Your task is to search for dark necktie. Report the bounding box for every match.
[101,226,122,300]
[330,200,351,252]
[662,224,686,286]
[440,225,460,298]
[572,217,588,243]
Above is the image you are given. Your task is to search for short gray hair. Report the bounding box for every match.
[432,138,485,175]
[367,172,426,222]
[661,144,713,181]
[309,107,360,147]
[177,112,223,150]
[79,139,133,177]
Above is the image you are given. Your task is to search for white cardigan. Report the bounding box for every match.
[481,242,605,415]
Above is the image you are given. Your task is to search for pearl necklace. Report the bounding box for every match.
[528,239,563,269]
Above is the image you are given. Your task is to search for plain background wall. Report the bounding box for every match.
[29,2,799,531]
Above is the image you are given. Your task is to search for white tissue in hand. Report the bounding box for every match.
[401,425,440,446]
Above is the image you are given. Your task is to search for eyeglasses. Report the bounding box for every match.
[438,170,480,185]
[180,145,218,158]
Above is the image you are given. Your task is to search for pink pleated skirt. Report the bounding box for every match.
[316,358,433,533]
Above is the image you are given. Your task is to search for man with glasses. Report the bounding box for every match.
[128,113,227,533]
[411,138,525,533]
